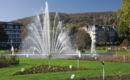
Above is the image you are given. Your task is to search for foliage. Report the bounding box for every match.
[0,56,10,68]
[14,65,86,75]
[120,39,130,47]
[117,0,130,38]
[96,42,120,46]
[14,48,18,52]
[73,29,91,49]
[9,56,19,65]
[0,56,19,68]
[103,27,109,42]
[80,49,85,53]
[0,24,8,42]
[69,25,78,36]
[69,12,117,25]
[12,12,117,39]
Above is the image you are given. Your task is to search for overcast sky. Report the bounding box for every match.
[0,0,122,21]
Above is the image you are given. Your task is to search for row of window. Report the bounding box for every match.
[6,31,21,34]
[5,25,22,29]
[8,39,21,42]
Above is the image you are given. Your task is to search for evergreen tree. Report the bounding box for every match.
[103,27,109,42]
[0,27,8,42]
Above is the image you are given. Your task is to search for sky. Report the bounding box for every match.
[0,0,122,21]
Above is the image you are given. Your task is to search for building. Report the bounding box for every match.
[0,22,22,49]
[82,25,117,42]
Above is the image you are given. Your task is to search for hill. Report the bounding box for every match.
[12,11,117,27]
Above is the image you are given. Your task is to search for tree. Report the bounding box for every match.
[103,27,109,42]
[73,29,91,49]
[120,39,129,47]
[77,22,88,27]
[69,26,78,36]
[0,26,8,42]
[117,0,130,38]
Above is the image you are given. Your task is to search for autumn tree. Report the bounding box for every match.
[73,29,91,49]
[117,0,130,38]
[120,39,129,47]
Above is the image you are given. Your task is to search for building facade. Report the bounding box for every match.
[0,22,22,49]
[82,25,117,42]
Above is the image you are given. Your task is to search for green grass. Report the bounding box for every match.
[0,57,130,80]
[0,50,10,54]
[116,49,130,56]
[85,48,130,56]
[85,49,107,53]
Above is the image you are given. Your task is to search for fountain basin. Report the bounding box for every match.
[0,52,115,58]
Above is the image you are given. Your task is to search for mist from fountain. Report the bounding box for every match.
[11,45,14,55]
[21,1,75,58]
[90,25,96,54]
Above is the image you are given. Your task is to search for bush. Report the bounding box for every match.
[0,56,19,68]
[9,56,19,65]
[0,56,10,68]
[14,48,18,52]
[80,49,85,53]
[120,39,129,47]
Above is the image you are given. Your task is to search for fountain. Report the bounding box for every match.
[90,25,97,57]
[11,40,14,55]
[90,25,96,54]
[82,25,116,57]
[21,1,75,58]
[0,2,116,58]
[11,46,14,55]
[82,25,96,55]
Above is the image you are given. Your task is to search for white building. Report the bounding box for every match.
[82,25,117,42]
[0,22,22,49]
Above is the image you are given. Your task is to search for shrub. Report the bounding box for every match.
[0,56,10,68]
[0,56,19,68]
[120,39,129,47]
[14,48,18,52]
[80,49,85,53]
[9,55,19,65]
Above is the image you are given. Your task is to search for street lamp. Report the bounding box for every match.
[101,61,105,80]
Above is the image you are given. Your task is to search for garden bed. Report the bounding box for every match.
[14,65,88,75]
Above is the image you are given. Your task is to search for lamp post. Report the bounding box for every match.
[76,49,81,69]
[101,61,105,80]
[77,51,81,69]
[119,71,122,80]
[123,55,126,62]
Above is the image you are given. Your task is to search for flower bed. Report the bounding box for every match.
[14,65,88,75]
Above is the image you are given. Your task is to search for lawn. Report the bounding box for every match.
[0,50,10,54]
[85,49,107,53]
[85,48,130,56]
[0,57,130,80]
[116,49,130,56]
